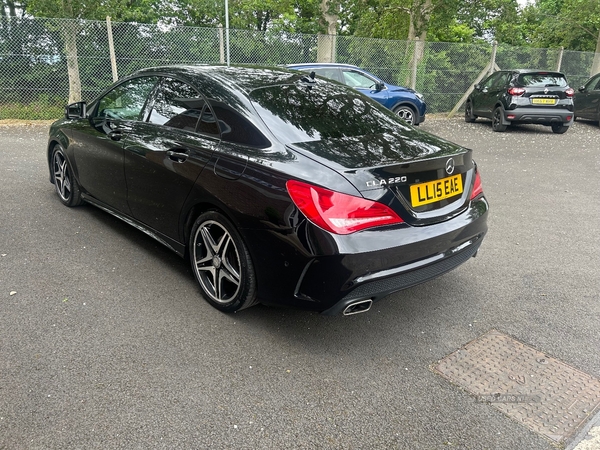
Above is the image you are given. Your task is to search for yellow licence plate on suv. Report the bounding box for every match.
[531,98,557,105]
[410,175,463,207]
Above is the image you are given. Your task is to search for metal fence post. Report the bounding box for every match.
[410,38,419,90]
[556,46,564,72]
[489,41,497,76]
[218,25,225,64]
[592,29,600,76]
[106,16,119,82]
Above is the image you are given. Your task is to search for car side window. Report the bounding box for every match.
[342,70,376,89]
[209,100,270,148]
[96,77,157,121]
[312,68,343,83]
[483,72,505,90]
[494,73,510,90]
[481,73,498,90]
[148,78,206,131]
[589,75,600,91]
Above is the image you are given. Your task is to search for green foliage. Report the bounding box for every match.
[521,0,600,51]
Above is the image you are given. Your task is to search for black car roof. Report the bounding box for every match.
[503,69,566,76]
[133,64,306,94]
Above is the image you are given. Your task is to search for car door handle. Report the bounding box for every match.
[167,150,189,162]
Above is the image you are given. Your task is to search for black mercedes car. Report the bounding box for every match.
[48,65,488,315]
[465,69,575,133]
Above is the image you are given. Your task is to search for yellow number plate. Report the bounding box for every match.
[531,98,556,105]
[410,175,463,207]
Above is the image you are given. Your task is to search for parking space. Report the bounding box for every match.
[0,118,599,449]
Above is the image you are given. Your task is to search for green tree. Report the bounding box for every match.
[521,0,599,51]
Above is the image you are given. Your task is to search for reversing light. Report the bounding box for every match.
[470,170,483,200]
[286,180,403,235]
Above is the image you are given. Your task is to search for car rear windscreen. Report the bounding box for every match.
[517,73,568,87]
[249,81,407,144]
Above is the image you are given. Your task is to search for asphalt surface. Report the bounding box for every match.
[1,117,599,449]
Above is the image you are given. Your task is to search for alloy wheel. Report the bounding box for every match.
[192,220,241,304]
[53,151,72,201]
[395,107,415,125]
[492,107,506,132]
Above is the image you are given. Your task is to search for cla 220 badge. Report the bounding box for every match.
[366,176,408,188]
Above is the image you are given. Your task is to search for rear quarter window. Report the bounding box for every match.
[209,101,271,148]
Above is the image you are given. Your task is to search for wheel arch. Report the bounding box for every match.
[391,101,418,115]
[47,139,62,184]
[47,131,72,184]
[182,201,243,259]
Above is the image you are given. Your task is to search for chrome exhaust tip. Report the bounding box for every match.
[343,299,373,316]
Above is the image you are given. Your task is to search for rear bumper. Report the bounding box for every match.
[320,234,483,315]
[245,196,489,313]
[503,107,574,126]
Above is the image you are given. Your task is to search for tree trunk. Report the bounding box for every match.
[2,0,18,17]
[317,0,337,63]
[405,0,432,86]
[63,22,82,103]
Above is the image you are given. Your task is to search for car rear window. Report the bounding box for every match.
[517,73,568,87]
[249,81,405,144]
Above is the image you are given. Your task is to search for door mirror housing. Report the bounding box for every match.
[65,101,87,119]
[578,86,586,92]
[474,83,482,91]
[375,82,385,91]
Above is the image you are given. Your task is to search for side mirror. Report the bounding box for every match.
[375,82,385,91]
[65,101,87,119]
[474,83,482,91]
[578,86,586,92]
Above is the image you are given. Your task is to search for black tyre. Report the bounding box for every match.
[464,101,476,123]
[51,145,83,207]
[394,105,416,125]
[190,211,258,312]
[492,107,507,132]
[551,124,569,134]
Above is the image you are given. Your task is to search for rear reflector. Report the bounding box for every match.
[286,180,403,235]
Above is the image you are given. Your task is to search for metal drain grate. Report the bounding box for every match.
[433,330,600,444]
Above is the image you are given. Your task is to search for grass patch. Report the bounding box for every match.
[0,100,64,120]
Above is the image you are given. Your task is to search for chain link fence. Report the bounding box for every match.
[1,16,597,119]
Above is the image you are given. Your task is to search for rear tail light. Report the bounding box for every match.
[286,180,403,235]
[565,87,574,98]
[507,87,525,96]
[470,169,483,200]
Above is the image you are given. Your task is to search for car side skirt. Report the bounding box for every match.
[81,194,187,257]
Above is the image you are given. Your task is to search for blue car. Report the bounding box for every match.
[286,63,427,125]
